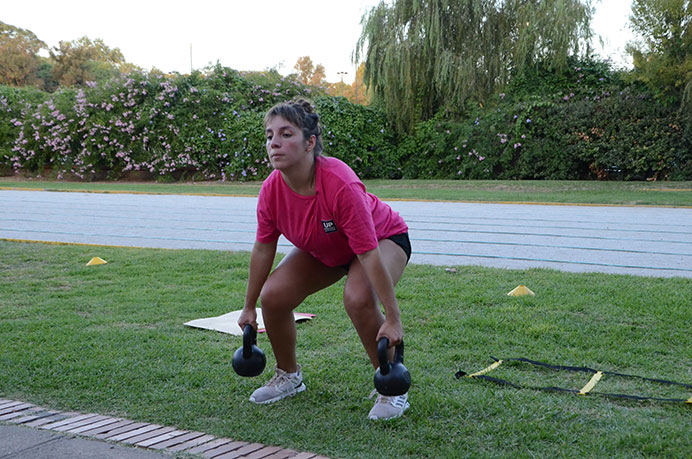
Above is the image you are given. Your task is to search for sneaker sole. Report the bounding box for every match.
[368,402,410,421]
[249,383,306,405]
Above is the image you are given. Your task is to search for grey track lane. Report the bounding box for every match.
[2,189,692,278]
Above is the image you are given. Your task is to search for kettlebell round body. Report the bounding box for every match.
[232,324,266,377]
[373,338,411,396]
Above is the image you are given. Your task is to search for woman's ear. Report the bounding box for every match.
[306,135,316,153]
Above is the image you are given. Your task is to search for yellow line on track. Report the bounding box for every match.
[2,186,691,208]
[0,238,162,250]
[0,186,256,198]
[373,197,692,208]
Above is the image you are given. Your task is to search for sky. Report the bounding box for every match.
[3,0,636,84]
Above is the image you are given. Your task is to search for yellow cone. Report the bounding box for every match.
[507,285,535,296]
[86,257,107,266]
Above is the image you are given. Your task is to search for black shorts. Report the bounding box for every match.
[341,232,412,271]
[387,232,412,262]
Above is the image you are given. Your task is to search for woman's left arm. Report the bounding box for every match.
[357,247,403,345]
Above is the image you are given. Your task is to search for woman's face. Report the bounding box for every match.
[265,116,315,171]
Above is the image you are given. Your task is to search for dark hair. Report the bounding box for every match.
[264,97,324,157]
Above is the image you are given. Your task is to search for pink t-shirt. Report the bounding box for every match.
[256,156,408,267]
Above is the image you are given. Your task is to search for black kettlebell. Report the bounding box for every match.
[373,337,411,396]
[232,324,266,377]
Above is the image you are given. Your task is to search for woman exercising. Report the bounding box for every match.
[237,97,411,420]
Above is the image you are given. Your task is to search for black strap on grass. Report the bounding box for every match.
[456,357,692,404]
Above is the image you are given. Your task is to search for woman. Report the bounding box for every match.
[237,97,411,420]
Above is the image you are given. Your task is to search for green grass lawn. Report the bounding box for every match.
[2,177,692,206]
[1,241,691,457]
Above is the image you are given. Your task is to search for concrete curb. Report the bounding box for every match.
[0,399,327,459]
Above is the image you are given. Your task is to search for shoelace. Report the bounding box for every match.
[266,372,288,386]
[266,370,301,388]
[369,390,406,407]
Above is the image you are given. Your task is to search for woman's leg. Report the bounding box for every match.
[260,247,344,372]
[343,239,408,368]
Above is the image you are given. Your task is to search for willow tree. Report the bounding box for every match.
[355,0,594,132]
[627,0,692,106]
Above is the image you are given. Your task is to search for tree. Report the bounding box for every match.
[327,63,373,105]
[627,0,692,105]
[328,81,352,100]
[356,0,594,132]
[50,36,127,86]
[293,56,326,86]
[352,62,372,105]
[0,21,47,87]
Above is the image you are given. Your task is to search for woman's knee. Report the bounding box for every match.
[259,281,299,315]
[343,288,378,318]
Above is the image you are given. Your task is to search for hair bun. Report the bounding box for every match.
[292,97,315,114]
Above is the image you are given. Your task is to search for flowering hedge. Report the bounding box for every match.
[0,65,396,181]
[397,59,692,180]
[2,60,691,181]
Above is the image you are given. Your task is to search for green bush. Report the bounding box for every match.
[0,66,396,181]
[316,96,399,179]
[523,88,692,180]
[398,58,692,180]
[3,58,690,181]
[0,85,50,173]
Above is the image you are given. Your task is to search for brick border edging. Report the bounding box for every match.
[0,399,327,459]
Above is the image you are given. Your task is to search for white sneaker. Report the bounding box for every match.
[368,389,410,420]
[249,366,306,404]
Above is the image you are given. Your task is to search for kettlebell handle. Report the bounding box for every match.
[242,324,257,359]
[377,337,404,376]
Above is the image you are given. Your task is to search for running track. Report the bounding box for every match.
[1,189,691,278]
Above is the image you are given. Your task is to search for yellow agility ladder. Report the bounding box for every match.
[456,357,692,404]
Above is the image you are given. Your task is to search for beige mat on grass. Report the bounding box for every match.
[184,308,315,336]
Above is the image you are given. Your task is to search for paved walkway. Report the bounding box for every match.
[0,399,325,458]
[1,189,692,277]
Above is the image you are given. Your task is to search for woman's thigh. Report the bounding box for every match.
[344,239,409,305]
[261,247,346,311]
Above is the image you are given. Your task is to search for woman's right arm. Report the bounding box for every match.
[238,239,278,329]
